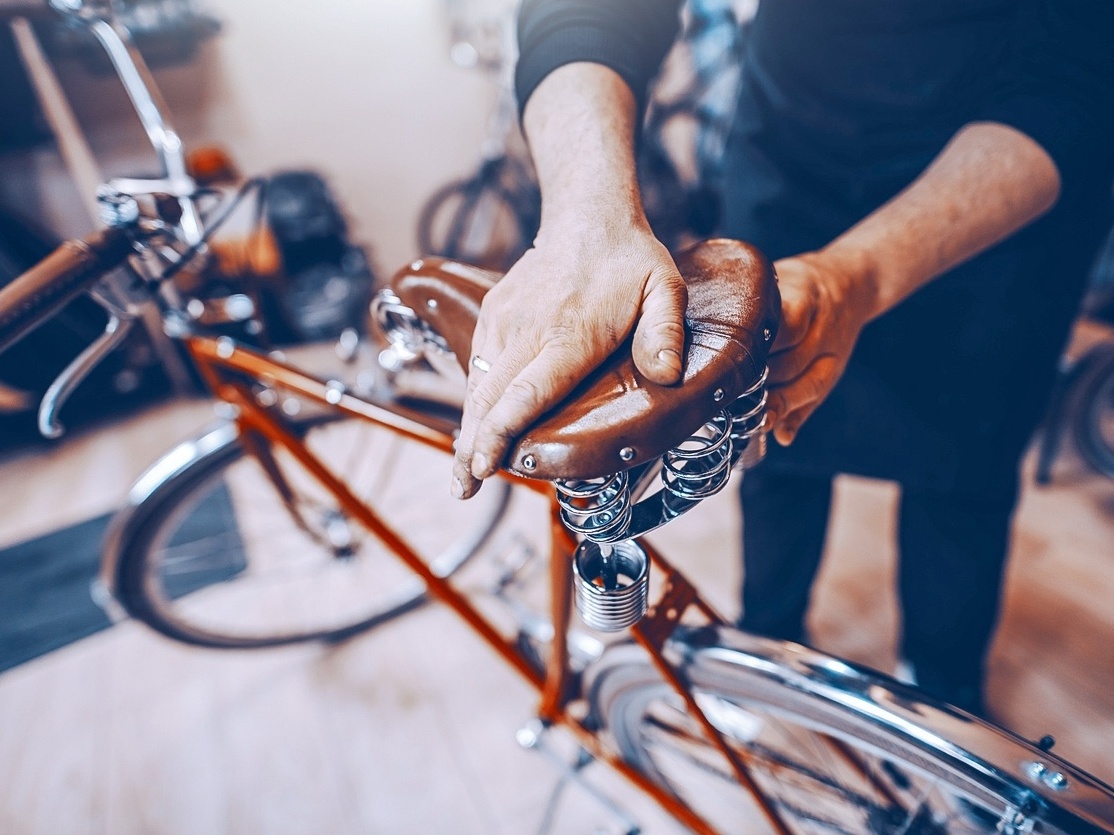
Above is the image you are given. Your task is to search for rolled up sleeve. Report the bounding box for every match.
[978,0,1114,201]
[515,0,683,115]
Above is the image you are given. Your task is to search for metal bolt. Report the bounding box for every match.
[521,454,537,471]
[325,380,345,405]
[95,188,139,227]
[619,446,635,461]
[713,388,724,402]
[216,336,235,359]
[1043,771,1068,791]
[426,298,438,310]
[1025,761,1047,783]
[763,327,773,342]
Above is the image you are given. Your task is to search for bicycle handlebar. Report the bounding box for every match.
[0,227,135,354]
[0,0,53,19]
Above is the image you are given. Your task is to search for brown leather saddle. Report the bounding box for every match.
[389,238,780,481]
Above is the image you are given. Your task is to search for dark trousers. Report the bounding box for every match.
[738,465,1017,714]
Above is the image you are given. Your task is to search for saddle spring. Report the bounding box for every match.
[562,366,770,631]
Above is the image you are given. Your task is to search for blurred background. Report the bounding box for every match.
[0,2,1112,833]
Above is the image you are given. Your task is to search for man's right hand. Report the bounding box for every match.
[448,61,688,499]
[451,216,687,498]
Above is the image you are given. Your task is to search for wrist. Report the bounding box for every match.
[810,242,883,323]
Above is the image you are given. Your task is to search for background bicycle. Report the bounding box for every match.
[1037,227,1114,484]
[415,0,540,272]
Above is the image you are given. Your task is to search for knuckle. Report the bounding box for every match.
[503,375,548,412]
[467,384,499,413]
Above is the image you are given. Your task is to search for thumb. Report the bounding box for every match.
[632,268,687,385]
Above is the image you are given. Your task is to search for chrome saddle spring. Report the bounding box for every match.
[556,473,646,630]
[661,408,735,502]
[572,539,650,632]
[730,365,770,470]
[554,471,634,543]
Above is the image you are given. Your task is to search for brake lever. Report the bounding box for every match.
[37,242,149,438]
[38,312,134,438]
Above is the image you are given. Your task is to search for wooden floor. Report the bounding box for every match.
[1,352,1112,834]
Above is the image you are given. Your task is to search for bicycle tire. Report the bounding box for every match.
[1072,345,1114,480]
[416,170,535,272]
[107,413,512,648]
[589,626,1114,834]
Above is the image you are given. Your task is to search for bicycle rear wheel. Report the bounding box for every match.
[589,626,1114,834]
[107,414,511,648]
[1073,345,1114,480]
[416,169,535,272]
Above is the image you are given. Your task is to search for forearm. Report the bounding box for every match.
[522,62,648,234]
[821,122,1062,319]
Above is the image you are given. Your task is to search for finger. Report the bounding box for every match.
[769,283,816,355]
[452,322,508,499]
[632,267,687,384]
[767,355,842,445]
[768,339,819,387]
[470,342,596,478]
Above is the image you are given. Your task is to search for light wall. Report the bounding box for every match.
[1,0,511,277]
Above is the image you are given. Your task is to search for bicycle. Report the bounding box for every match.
[415,0,540,272]
[639,0,754,251]
[1036,233,1114,485]
[3,2,1114,833]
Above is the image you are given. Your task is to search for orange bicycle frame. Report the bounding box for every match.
[187,332,793,835]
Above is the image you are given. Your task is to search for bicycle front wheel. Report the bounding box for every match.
[106,415,511,648]
[589,626,1114,834]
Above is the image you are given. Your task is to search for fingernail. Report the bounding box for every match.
[471,451,490,479]
[657,348,682,375]
[450,476,464,499]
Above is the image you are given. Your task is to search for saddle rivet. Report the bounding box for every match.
[619,446,635,461]
[713,388,724,402]
[426,298,438,310]
[763,327,773,342]
[521,454,537,471]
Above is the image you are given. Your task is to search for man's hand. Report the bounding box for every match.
[450,221,686,498]
[766,122,1062,445]
[765,252,874,446]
